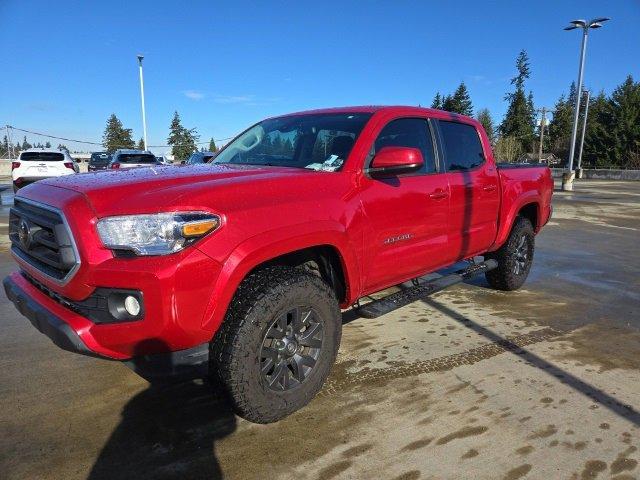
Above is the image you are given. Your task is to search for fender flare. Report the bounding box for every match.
[490,193,542,251]
[200,221,360,333]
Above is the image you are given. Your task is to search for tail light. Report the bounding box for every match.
[64,162,75,170]
[11,161,20,170]
[110,162,121,169]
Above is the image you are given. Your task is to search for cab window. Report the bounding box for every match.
[372,118,436,174]
[438,120,485,171]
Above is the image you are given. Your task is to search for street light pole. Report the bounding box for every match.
[566,28,588,174]
[137,55,148,151]
[576,90,590,176]
[562,17,609,191]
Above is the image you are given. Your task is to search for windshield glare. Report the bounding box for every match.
[213,113,372,171]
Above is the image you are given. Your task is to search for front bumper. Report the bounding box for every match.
[3,272,211,380]
[3,273,101,358]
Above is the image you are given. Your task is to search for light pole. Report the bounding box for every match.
[576,90,590,177]
[561,17,609,191]
[137,54,148,151]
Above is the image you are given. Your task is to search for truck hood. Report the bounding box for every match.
[38,163,319,216]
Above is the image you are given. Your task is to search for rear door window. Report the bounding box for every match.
[372,118,436,174]
[438,121,485,171]
[20,152,64,162]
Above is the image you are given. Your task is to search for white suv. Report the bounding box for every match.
[11,148,79,192]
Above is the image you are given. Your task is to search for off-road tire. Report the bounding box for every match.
[210,266,341,423]
[485,216,535,291]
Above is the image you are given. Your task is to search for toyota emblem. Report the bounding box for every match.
[18,219,32,250]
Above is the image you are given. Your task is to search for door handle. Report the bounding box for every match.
[429,190,449,200]
[483,185,497,192]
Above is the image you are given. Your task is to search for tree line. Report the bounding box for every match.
[431,50,640,168]
[101,112,218,161]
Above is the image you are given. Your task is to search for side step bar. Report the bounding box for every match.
[356,259,498,319]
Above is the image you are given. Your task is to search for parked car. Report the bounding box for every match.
[88,152,112,171]
[10,148,78,192]
[108,149,162,169]
[184,151,217,165]
[155,155,173,165]
[4,106,553,424]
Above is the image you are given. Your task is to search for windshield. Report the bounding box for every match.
[20,152,64,162]
[118,154,157,164]
[213,113,372,171]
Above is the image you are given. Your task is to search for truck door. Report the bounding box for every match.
[359,117,450,293]
[436,119,500,261]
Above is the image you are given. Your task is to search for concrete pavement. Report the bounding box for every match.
[0,179,639,479]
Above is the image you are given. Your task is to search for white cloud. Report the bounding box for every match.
[212,94,255,104]
[211,94,282,106]
[183,90,205,100]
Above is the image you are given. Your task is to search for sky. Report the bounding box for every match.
[1,0,639,155]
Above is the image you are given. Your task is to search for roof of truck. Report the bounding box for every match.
[277,105,474,122]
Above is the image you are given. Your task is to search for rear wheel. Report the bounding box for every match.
[485,216,534,291]
[211,266,341,423]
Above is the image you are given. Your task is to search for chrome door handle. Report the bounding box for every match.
[429,191,449,200]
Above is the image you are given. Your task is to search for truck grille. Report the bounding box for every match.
[9,198,79,283]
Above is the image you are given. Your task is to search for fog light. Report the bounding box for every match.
[124,295,141,316]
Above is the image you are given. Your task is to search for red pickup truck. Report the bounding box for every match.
[4,106,553,423]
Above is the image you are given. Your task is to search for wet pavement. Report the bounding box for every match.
[1,179,639,480]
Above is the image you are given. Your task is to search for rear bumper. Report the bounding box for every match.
[3,272,211,380]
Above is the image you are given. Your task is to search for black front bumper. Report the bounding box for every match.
[3,274,210,381]
[3,275,99,358]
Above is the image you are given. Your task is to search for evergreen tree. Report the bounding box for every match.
[442,94,454,112]
[208,138,218,152]
[167,111,199,162]
[583,91,612,167]
[449,82,473,116]
[548,83,576,166]
[431,92,443,109]
[22,136,32,150]
[606,75,640,168]
[102,114,134,152]
[58,144,69,153]
[45,141,51,148]
[476,108,496,144]
[500,50,536,153]
[136,137,145,150]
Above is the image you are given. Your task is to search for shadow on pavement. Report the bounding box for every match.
[422,297,640,427]
[88,342,237,480]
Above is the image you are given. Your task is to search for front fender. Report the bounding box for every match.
[199,221,360,333]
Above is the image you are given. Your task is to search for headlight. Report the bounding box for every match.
[97,212,220,256]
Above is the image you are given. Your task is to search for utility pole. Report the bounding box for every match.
[137,55,148,151]
[5,125,13,160]
[538,107,546,162]
[576,90,590,176]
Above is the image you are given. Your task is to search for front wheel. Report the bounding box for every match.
[485,216,535,291]
[211,266,341,423]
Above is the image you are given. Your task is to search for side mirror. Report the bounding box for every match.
[181,160,186,165]
[369,146,423,176]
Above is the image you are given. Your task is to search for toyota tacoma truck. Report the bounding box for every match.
[3,106,553,423]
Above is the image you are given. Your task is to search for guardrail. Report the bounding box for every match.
[550,168,640,181]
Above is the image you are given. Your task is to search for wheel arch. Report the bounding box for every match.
[490,196,542,251]
[201,224,359,333]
